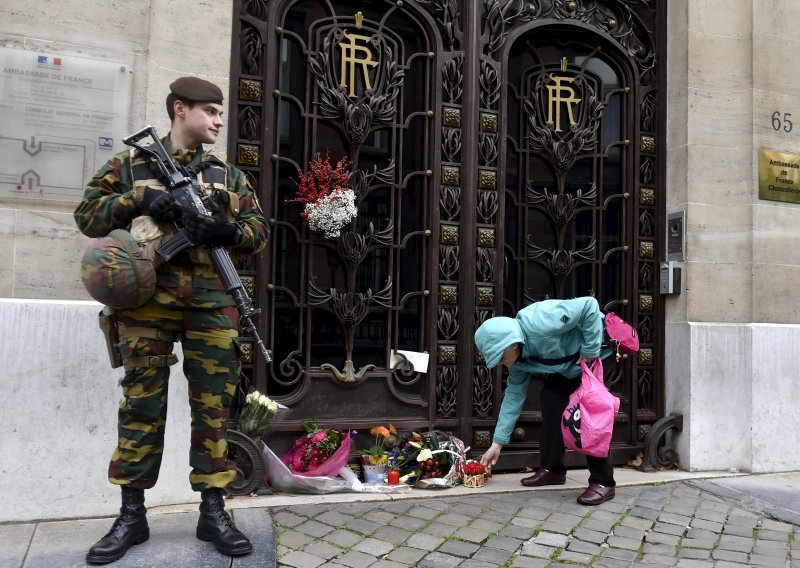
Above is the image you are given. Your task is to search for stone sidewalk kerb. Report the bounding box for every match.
[4,470,800,567]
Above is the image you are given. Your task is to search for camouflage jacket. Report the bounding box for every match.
[74,138,269,306]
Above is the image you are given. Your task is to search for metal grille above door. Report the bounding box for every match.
[229,0,665,465]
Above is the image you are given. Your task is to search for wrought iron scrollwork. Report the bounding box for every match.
[442,128,462,162]
[418,0,462,51]
[439,245,460,280]
[242,0,268,21]
[438,307,459,340]
[240,23,263,75]
[526,239,596,279]
[473,366,493,417]
[443,55,464,104]
[640,156,653,185]
[483,0,537,56]
[309,33,405,146]
[641,91,656,132]
[641,413,683,471]
[477,247,495,282]
[239,106,260,141]
[526,184,597,225]
[440,186,461,220]
[308,278,393,385]
[480,61,501,109]
[523,74,605,173]
[336,221,393,266]
[483,1,655,80]
[436,366,457,416]
[308,279,392,326]
[479,133,498,166]
[225,429,265,496]
[349,161,395,204]
[476,189,499,223]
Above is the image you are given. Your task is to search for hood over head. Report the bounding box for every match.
[474,317,525,369]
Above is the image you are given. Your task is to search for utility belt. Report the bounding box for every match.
[98,307,178,371]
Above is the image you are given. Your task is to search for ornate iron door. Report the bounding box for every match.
[229,0,665,466]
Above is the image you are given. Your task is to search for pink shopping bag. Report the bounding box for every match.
[561,359,620,458]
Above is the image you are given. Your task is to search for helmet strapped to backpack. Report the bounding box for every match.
[81,229,156,309]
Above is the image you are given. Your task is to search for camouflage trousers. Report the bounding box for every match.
[109,288,241,492]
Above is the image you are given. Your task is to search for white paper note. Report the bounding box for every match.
[390,349,430,373]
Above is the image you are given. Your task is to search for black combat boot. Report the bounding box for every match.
[196,488,252,556]
[86,486,149,565]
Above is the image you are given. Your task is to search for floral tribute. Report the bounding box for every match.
[360,424,397,465]
[462,460,487,488]
[286,152,357,239]
[390,431,466,487]
[280,420,355,476]
[238,390,279,441]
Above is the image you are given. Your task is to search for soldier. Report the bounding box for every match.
[75,77,269,564]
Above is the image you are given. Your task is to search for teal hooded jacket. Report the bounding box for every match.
[474,297,606,446]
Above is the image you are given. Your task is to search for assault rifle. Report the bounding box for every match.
[122,125,272,365]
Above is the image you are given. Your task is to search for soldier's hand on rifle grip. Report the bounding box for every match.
[142,187,180,223]
[209,189,230,216]
[182,210,242,247]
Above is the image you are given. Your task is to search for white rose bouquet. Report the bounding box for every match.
[238,390,281,441]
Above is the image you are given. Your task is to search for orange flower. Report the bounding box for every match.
[371,426,390,438]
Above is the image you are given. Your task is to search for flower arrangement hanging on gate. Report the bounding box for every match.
[286,152,357,239]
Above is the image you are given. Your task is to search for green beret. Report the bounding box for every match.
[169,76,223,104]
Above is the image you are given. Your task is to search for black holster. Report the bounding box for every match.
[98,306,123,369]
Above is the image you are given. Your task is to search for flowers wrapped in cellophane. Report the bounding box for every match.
[390,430,468,488]
[280,420,355,477]
[238,390,286,441]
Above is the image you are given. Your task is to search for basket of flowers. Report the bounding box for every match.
[462,460,487,488]
[391,430,467,488]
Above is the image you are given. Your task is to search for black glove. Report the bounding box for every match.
[208,189,230,215]
[182,211,241,247]
[142,187,179,223]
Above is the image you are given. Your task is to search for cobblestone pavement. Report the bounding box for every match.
[272,481,800,567]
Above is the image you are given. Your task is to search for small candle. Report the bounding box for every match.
[387,470,400,485]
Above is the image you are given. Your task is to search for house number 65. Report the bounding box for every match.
[772,111,793,133]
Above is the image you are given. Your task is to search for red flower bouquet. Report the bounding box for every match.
[280,420,354,477]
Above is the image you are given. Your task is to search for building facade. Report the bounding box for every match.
[2,0,800,521]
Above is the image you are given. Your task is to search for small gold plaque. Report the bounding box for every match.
[759,148,800,204]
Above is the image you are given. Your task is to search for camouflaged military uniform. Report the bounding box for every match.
[74,138,269,492]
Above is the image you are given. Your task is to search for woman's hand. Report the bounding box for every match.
[479,442,503,472]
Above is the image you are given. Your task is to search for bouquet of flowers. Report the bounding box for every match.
[286,152,357,238]
[238,390,280,441]
[280,420,355,477]
[359,424,397,466]
[390,430,467,488]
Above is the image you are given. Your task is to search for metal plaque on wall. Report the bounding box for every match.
[759,148,800,204]
[0,47,130,202]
